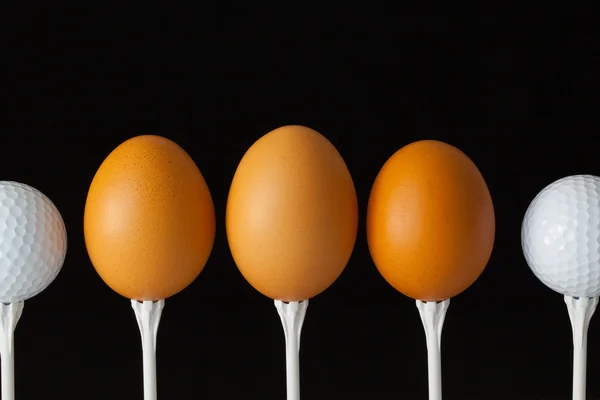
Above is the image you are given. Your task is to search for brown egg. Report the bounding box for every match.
[226,125,358,302]
[84,135,216,301]
[366,140,495,301]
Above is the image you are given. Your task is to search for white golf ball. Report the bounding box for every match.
[522,175,600,297]
[0,181,67,303]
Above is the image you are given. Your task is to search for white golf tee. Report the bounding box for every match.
[132,299,164,400]
[275,299,308,400]
[565,295,598,400]
[0,301,23,400]
[417,299,449,400]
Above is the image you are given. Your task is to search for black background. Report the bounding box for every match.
[1,12,599,400]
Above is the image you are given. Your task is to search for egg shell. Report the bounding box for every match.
[226,125,358,302]
[366,140,495,301]
[84,135,216,301]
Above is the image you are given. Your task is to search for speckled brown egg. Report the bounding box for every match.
[367,140,495,301]
[84,135,216,301]
[226,125,358,302]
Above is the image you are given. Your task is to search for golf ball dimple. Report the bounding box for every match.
[0,181,67,303]
[522,175,600,297]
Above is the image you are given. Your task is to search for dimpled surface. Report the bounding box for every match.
[84,135,216,301]
[522,175,600,297]
[0,181,67,303]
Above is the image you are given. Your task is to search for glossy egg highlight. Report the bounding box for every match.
[84,135,216,301]
[226,125,358,302]
[367,140,495,301]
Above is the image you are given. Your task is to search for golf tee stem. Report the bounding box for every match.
[417,299,449,400]
[565,295,598,400]
[132,300,164,400]
[275,300,308,400]
[0,302,23,400]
